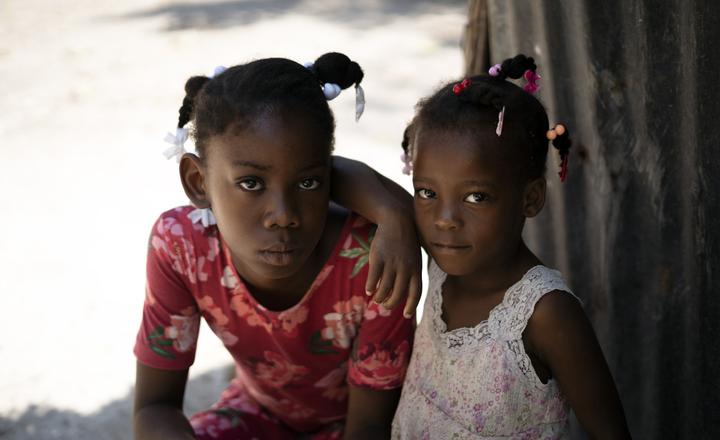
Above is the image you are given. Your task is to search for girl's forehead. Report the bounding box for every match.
[416,128,504,161]
[414,128,522,184]
[206,117,331,170]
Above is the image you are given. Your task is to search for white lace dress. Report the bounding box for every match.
[392,260,579,439]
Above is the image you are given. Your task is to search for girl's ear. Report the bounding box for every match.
[179,153,211,209]
[523,177,546,218]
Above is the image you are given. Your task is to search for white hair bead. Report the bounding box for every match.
[323,83,342,100]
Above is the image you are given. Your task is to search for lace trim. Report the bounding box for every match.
[428,260,576,353]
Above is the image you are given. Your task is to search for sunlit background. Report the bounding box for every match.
[0,1,466,438]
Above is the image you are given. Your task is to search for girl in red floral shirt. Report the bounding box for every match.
[133,52,420,440]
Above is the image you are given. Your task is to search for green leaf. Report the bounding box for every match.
[339,248,365,259]
[309,331,339,355]
[351,254,369,278]
[156,339,173,346]
[150,345,175,359]
[351,232,370,251]
[149,326,164,338]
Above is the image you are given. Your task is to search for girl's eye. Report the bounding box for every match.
[416,188,436,199]
[237,178,264,191]
[464,192,488,204]
[298,178,321,190]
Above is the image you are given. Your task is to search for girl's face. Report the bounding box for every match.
[201,114,331,286]
[412,128,533,276]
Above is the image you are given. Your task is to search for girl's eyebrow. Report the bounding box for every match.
[231,160,328,172]
[232,160,271,171]
[459,179,498,189]
[300,160,329,171]
[413,177,497,189]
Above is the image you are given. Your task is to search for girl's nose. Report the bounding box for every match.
[434,203,462,231]
[263,192,300,229]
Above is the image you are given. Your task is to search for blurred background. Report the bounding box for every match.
[0,0,465,438]
[1,0,718,439]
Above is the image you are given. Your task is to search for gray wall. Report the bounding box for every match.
[484,1,720,438]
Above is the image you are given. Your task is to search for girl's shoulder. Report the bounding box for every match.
[151,205,218,240]
[491,266,580,341]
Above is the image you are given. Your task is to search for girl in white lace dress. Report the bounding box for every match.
[391,55,631,439]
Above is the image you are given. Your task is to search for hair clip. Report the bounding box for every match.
[452,78,472,95]
[523,69,541,94]
[495,106,506,136]
[488,64,502,77]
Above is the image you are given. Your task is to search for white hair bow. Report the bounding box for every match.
[163,127,189,162]
[187,208,217,227]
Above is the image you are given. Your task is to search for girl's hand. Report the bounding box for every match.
[365,214,422,318]
[329,155,422,317]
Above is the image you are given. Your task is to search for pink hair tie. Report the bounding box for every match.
[488,64,502,77]
[523,69,541,94]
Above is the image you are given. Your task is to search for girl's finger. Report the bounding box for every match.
[382,271,409,310]
[403,275,422,318]
[365,258,384,295]
[373,270,396,305]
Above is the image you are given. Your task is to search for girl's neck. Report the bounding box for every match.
[445,241,541,298]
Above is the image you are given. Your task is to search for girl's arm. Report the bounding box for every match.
[344,386,401,439]
[331,156,421,318]
[133,362,195,439]
[525,292,631,439]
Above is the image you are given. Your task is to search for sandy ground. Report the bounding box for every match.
[0,1,465,438]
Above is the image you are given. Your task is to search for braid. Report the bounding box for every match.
[177,76,209,129]
[547,124,572,181]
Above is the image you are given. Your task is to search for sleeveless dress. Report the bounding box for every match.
[392,260,579,439]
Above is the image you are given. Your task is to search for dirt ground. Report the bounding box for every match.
[0,1,465,438]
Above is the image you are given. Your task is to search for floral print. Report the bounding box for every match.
[321,296,365,349]
[351,340,411,388]
[135,206,414,436]
[254,350,310,388]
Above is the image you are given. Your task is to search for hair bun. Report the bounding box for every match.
[499,54,537,80]
[313,52,364,89]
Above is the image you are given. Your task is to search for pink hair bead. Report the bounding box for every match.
[523,69,541,94]
[488,64,502,77]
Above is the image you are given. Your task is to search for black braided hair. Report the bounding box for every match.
[404,54,570,181]
[175,52,364,158]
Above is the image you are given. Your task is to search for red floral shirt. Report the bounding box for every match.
[134,206,414,432]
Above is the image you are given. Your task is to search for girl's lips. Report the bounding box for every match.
[258,248,298,266]
[431,242,471,249]
[431,242,471,254]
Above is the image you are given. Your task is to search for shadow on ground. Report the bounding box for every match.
[0,365,234,440]
[112,0,466,31]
